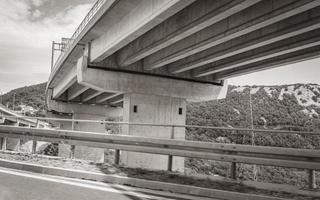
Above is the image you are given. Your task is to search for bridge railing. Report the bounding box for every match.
[52,0,107,71]
[0,115,319,189]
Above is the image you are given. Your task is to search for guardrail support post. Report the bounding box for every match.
[308,169,317,189]
[231,162,237,180]
[1,137,7,151]
[167,126,175,172]
[70,145,75,159]
[32,140,37,154]
[114,149,120,165]
[70,116,75,159]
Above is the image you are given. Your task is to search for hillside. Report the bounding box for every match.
[1,82,46,114]
[187,83,320,148]
[1,82,320,186]
[185,83,320,186]
[1,82,319,135]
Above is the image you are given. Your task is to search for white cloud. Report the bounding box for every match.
[0,0,31,21]
[0,0,93,92]
[0,1,93,48]
[31,0,48,7]
[32,9,42,18]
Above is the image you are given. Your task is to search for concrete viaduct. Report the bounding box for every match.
[46,0,320,171]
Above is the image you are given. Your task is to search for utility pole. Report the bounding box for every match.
[249,88,254,145]
[12,93,16,111]
[249,87,258,181]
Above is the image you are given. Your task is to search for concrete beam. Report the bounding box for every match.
[90,0,194,62]
[52,66,77,99]
[195,34,320,77]
[77,61,226,102]
[118,0,261,67]
[143,0,320,70]
[82,89,104,102]
[96,93,122,104]
[67,84,89,101]
[213,45,320,80]
[110,99,123,105]
[170,14,320,74]
[47,96,122,117]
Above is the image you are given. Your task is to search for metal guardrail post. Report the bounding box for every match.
[114,149,120,165]
[231,162,237,180]
[70,145,75,159]
[70,117,75,159]
[308,169,317,189]
[167,126,175,172]
[114,118,121,165]
[1,137,6,151]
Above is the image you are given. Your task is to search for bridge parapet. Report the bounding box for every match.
[51,0,108,72]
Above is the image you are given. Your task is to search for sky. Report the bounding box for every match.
[0,0,319,93]
[0,0,95,93]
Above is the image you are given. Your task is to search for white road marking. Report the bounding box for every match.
[0,167,176,200]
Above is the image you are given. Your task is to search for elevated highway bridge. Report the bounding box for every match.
[46,0,320,170]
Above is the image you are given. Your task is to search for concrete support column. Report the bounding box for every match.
[54,104,122,163]
[121,93,186,172]
[6,122,20,151]
[58,114,106,162]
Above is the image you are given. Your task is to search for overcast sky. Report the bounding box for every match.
[0,0,320,93]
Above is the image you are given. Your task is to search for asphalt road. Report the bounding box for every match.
[0,167,215,200]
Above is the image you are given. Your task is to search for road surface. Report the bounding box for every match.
[0,167,215,200]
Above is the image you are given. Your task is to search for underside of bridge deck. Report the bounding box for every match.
[46,0,320,170]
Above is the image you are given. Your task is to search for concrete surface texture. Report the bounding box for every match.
[56,105,123,162]
[45,0,320,170]
[121,93,186,171]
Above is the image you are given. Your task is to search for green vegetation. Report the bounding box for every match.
[2,82,320,186]
[0,82,46,116]
[186,84,320,147]
[186,84,320,187]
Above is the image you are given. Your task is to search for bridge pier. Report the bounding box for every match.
[47,101,122,163]
[59,113,107,162]
[121,93,186,172]
[6,122,21,151]
[47,54,227,169]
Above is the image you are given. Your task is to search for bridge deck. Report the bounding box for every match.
[47,0,320,107]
